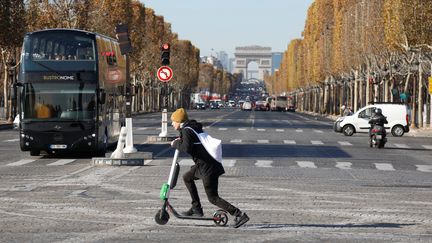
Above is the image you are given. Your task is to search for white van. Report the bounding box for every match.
[336,103,410,137]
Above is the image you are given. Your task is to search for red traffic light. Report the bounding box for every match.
[162,43,170,50]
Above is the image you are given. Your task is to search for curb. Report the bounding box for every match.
[0,123,13,130]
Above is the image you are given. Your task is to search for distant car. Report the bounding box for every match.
[228,100,236,108]
[195,102,206,110]
[287,105,296,112]
[242,101,252,111]
[209,102,219,109]
[254,101,268,111]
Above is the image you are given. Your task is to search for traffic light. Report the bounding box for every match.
[161,43,170,65]
[115,24,133,55]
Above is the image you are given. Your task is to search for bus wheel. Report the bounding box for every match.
[30,150,40,156]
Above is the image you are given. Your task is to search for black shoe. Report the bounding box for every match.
[233,212,249,228]
[182,207,204,217]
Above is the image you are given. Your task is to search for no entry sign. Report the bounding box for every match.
[157,66,173,82]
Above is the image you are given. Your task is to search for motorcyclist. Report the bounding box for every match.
[368,108,388,138]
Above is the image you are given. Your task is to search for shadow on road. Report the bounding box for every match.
[245,222,416,229]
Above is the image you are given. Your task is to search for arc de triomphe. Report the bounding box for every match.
[233,45,272,81]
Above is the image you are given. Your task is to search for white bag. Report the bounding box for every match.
[185,127,222,163]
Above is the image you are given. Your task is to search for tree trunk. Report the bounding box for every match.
[418,64,423,128]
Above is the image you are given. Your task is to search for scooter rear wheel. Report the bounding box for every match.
[213,210,228,226]
[155,209,170,225]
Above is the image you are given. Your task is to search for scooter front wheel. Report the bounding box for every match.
[213,210,228,226]
[155,209,170,225]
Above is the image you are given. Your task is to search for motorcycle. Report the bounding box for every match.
[369,124,387,148]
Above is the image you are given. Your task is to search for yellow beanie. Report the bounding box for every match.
[171,108,188,123]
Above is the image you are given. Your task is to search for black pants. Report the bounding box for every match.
[183,169,240,216]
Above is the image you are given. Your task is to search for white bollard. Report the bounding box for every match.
[110,127,127,159]
[158,108,168,137]
[123,117,137,153]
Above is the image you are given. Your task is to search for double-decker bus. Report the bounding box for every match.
[16,29,127,156]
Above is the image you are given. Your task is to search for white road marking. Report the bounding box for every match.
[7,159,36,166]
[338,141,353,146]
[296,129,303,133]
[136,127,148,130]
[416,165,432,172]
[218,128,228,131]
[311,140,324,145]
[276,129,285,132]
[297,161,317,168]
[422,145,432,150]
[179,159,195,166]
[223,160,236,167]
[284,140,296,144]
[393,144,409,149]
[314,130,324,133]
[257,128,266,132]
[238,128,247,131]
[255,160,273,167]
[257,140,269,144]
[374,163,395,171]
[230,139,242,143]
[4,138,19,142]
[47,159,76,166]
[336,162,352,170]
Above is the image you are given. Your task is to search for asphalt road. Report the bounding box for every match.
[0,109,431,242]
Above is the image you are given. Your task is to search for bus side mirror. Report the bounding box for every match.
[99,90,106,104]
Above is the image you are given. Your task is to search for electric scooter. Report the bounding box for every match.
[155,149,229,226]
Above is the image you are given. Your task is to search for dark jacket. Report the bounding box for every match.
[369,114,388,126]
[172,120,225,178]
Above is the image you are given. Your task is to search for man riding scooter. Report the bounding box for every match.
[368,108,388,148]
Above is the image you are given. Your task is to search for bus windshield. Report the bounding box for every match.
[22,82,96,121]
[22,31,96,72]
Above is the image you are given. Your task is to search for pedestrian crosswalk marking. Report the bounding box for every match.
[255,160,272,167]
[416,165,432,172]
[276,129,285,132]
[223,160,236,167]
[257,140,269,144]
[230,139,242,143]
[314,130,323,133]
[257,128,266,132]
[238,128,247,131]
[47,159,75,166]
[4,138,19,142]
[311,140,324,145]
[394,144,409,149]
[7,159,36,166]
[284,140,296,144]
[336,162,352,170]
[218,128,228,131]
[374,163,395,171]
[422,145,432,150]
[338,141,353,146]
[179,159,194,166]
[295,129,303,133]
[297,161,317,168]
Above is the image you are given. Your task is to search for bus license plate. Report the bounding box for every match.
[50,144,67,149]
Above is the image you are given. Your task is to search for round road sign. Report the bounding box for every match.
[157,66,173,82]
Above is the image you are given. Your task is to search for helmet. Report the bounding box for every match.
[341,105,346,110]
[375,108,382,115]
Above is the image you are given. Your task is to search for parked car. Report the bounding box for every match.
[335,103,410,137]
[287,105,296,112]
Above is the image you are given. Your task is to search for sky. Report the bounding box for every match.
[141,0,315,58]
